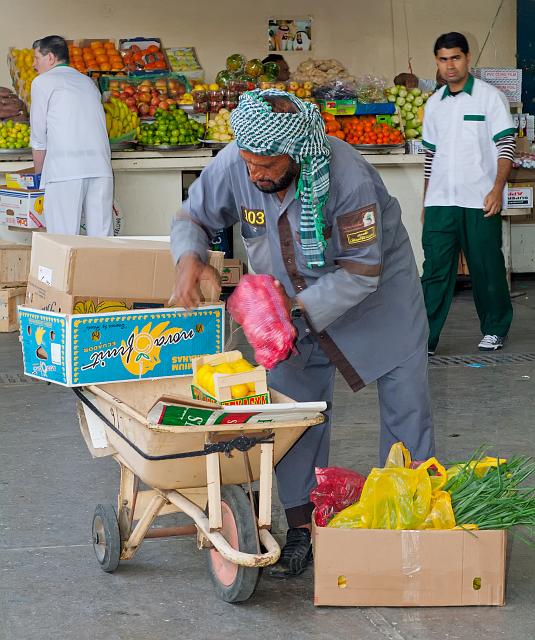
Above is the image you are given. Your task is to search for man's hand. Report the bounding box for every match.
[483,187,504,218]
[169,253,220,310]
[273,279,303,317]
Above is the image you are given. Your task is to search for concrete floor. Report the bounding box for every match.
[2,280,535,640]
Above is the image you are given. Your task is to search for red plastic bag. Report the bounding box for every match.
[310,466,367,527]
[226,274,297,369]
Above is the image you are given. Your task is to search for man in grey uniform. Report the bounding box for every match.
[171,90,434,577]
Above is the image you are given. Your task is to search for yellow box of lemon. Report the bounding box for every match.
[191,350,270,406]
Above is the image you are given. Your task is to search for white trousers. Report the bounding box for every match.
[43,177,114,236]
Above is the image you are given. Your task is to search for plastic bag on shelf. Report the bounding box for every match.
[311,466,367,527]
[354,74,388,103]
[312,79,357,100]
[226,274,297,369]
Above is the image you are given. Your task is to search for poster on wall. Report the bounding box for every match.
[268,18,312,52]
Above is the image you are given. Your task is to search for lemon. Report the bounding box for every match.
[246,383,256,394]
[233,358,254,373]
[214,363,234,374]
[231,384,249,399]
[196,364,214,389]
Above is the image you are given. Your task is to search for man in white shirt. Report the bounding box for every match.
[30,35,113,236]
[422,32,515,353]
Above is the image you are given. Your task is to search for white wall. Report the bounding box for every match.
[0,0,516,90]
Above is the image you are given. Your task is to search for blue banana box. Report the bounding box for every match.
[18,304,224,387]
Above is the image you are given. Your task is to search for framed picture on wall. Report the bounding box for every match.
[268,18,312,52]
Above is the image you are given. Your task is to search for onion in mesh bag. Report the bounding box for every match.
[226,274,297,369]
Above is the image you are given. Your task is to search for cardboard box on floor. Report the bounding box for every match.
[0,285,26,332]
[313,525,506,607]
[26,234,223,313]
[0,241,31,286]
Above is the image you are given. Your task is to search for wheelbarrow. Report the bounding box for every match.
[74,377,325,603]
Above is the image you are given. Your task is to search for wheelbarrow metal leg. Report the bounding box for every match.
[121,493,167,560]
[117,464,139,543]
[164,489,281,568]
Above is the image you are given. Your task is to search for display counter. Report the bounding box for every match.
[0,148,426,271]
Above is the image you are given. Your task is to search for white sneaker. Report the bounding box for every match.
[478,335,506,351]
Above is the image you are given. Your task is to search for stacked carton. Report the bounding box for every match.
[0,241,31,331]
[19,234,225,386]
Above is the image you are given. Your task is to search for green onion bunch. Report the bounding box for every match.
[444,453,535,534]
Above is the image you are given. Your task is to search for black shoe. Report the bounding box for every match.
[269,527,312,578]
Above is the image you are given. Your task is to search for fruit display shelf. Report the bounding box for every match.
[351,143,406,154]
[139,143,202,151]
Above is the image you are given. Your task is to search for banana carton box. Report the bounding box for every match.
[0,188,45,229]
[18,304,224,386]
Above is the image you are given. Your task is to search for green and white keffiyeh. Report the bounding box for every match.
[231,89,331,268]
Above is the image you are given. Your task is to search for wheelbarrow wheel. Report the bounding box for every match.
[206,485,260,603]
[92,503,121,573]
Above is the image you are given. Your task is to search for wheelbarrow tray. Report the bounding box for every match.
[80,377,324,491]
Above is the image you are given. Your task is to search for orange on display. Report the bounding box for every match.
[69,40,124,72]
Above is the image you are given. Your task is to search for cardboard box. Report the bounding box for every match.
[472,68,522,103]
[0,241,31,285]
[406,140,425,155]
[0,286,25,332]
[313,526,506,607]
[221,259,243,287]
[28,235,223,311]
[18,304,224,386]
[507,180,535,223]
[507,186,533,209]
[0,188,45,229]
[25,276,168,315]
[5,169,42,190]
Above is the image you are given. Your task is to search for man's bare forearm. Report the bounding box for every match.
[32,149,46,174]
[494,158,512,191]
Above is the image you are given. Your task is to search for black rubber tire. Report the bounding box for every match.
[206,485,260,603]
[92,503,121,573]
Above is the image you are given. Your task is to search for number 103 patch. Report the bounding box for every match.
[241,207,265,226]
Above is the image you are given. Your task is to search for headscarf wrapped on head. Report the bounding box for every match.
[231,89,331,268]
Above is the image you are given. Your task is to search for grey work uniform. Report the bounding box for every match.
[171,137,434,524]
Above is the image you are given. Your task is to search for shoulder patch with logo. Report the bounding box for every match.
[240,206,266,239]
[337,204,378,250]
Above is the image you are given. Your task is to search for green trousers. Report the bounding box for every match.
[421,206,513,351]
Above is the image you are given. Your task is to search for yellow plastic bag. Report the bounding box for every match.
[384,441,412,469]
[328,444,456,530]
[447,457,507,480]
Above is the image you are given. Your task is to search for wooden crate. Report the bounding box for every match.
[191,350,269,405]
[0,241,31,286]
[0,286,25,332]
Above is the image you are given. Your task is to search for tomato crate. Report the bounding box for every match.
[119,37,170,75]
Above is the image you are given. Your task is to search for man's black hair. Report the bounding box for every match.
[433,32,469,56]
[262,54,285,64]
[33,35,69,64]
